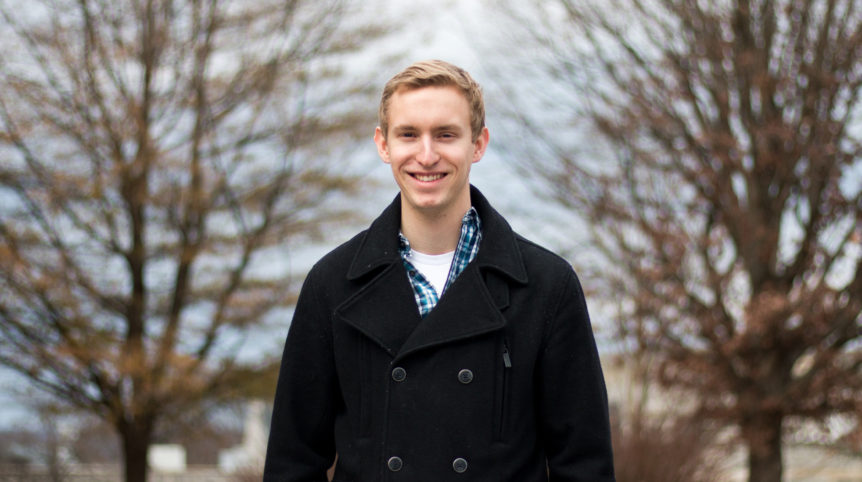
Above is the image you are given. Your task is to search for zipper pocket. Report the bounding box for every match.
[495,340,511,441]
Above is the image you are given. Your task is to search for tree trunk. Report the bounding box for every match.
[119,418,154,482]
[742,412,783,482]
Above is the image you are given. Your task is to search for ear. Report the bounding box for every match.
[374,127,390,164]
[472,127,490,163]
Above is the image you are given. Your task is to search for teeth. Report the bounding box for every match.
[415,174,444,182]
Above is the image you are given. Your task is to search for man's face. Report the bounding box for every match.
[375,85,489,220]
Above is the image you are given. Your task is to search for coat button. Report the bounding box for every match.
[457,369,473,384]
[391,366,407,382]
[387,456,403,472]
[452,457,468,473]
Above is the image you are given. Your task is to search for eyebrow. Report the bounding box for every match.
[391,125,416,134]
[434,125,464,134]
[391,124,464,134]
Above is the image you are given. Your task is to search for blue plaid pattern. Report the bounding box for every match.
[399,208,482,318]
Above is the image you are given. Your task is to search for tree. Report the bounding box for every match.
[0,1,387,481]
[489,1,862,481]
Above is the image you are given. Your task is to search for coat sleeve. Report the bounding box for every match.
[264,267,338,481]
[537,268,616,482]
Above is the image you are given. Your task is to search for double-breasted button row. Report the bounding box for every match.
[391,367,474,384]
[385,456,469,473]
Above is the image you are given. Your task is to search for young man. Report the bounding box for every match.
[264,60,615,481]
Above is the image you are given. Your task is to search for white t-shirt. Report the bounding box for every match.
[406,249,455,296]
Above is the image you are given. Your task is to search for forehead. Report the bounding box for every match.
[387,85,471,126]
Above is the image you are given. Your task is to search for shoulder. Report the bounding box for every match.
[513,233,578,281]
[294,229,376,314]
[306,229,368,282]
[508,231,589,315]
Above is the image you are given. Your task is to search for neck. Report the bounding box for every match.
[401,203,469,255]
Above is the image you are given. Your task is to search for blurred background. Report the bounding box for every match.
[1,1,860,481]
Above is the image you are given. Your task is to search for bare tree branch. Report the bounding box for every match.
[0,1,390,480]
[489,1,862,481]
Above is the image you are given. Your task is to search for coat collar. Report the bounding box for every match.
[346,185,528,284]
[339,185,528,358]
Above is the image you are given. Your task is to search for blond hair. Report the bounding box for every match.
[378,60,485,141]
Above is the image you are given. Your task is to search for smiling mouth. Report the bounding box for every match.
[412,173,446,182]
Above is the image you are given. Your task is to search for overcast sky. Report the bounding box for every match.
[0,0,589,432]
[0,0,536,432]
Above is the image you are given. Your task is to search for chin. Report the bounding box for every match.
[405,195,445,211]
[412,200,443,211]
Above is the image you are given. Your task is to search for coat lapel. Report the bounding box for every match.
[335,262,422,357]
[397,262,506,360]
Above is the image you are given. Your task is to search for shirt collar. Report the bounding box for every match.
[398,207,480,258]
[347,186,528,284]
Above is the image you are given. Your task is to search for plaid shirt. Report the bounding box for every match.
[399,208,482,318]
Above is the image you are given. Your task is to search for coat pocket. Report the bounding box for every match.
[493,337,512,441]
[358,340,372,437]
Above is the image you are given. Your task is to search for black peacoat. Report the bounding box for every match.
[264,186,615,481]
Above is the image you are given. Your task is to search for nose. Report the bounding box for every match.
[416,135,439,166]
